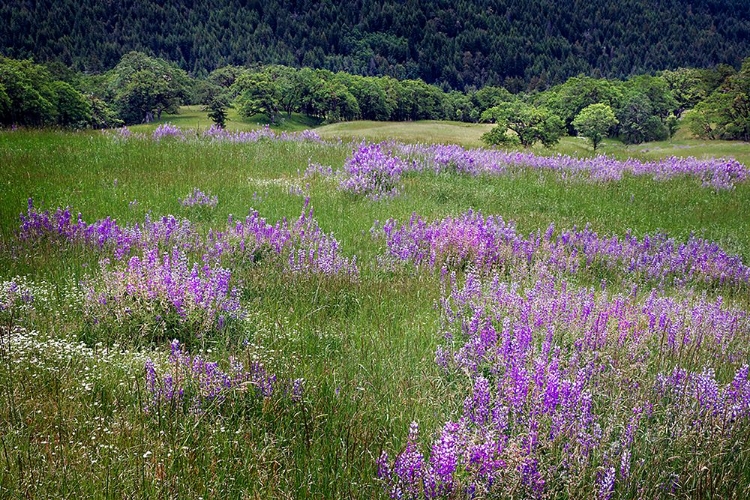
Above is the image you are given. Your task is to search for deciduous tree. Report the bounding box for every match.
[107,51,191,124]
[572,103,618,150]
[482,101,564,148]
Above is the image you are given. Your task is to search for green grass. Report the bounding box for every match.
[127,105,324,134]
[1,126,749,498]
[317,118,750,167]
[317,120,496,148]
[131,106,750,166]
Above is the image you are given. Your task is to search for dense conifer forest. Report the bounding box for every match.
[2,0,749,88]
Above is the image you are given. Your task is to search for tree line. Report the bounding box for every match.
[2,0,749,90]
[1,52,748,144]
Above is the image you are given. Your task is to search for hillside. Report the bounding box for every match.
[2,0,749,88]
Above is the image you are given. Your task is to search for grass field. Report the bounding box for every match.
[1,119,750,498]
[131,107,750,166]
[127,105,324,134]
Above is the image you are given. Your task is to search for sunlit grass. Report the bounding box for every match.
[127,105,324,134]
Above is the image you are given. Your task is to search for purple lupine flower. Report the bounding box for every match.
[201,124,323,144]
[598,466,616,500]
[143,340,293,416]
[465,376,492,426]
[152,123,185,141]
[619,449,631,481]
[376,210,750,287]
[388,141,747,190]
[18,201,203,260]
[378,258,750,500]
[338,143,407,199]
[179,188,218,208]
[211,204,358,277]
[290,378,305,402]
[84,246,242,337]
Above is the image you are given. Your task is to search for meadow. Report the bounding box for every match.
[1,119,750,499]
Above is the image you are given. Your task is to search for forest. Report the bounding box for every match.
[1,51,749,144]
[1,0,749,89]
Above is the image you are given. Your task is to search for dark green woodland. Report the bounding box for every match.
[2,0,749,88]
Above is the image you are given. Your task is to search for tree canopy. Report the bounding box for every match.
[572,104,618,150]
[2,0,749,90]
[685,58,750,141]
[0,56,95,128]
[482,101,564,148]
[2,50,749,150]
[106,52,191,125]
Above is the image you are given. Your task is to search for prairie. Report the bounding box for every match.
[1,122,749,498]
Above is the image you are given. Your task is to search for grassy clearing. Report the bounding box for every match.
[317,118,750,167]
[1,127,749,498]
[317,120,496,148]
[127,105,324,134]
[131,105,750,165]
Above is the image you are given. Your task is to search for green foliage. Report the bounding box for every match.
[233,71,282,123]
[686,58,750,141]
[207,65,246,89]
[0,56,57,126]
[0,56,97,129]
[269,65,306,117]
[1,49,748,148]
[87,95,122,129]
[480,124,520,147]
[442,91,474,122]
[617,92,668,145]
[661,68,712,116]
[0,82,10,118]
[313,78,360,122]
[107,51,192,125]
[572,103,618,150]
[335,73,393,121]
[482,101,564,148]
[470,86,513,122]
[539,76,623,133]
[2,0,750,90]
[665,113,680,139]
[206,96,230,129]
[51,80,91,128]
[622,75,678,120]
[196,77,232,129]
[397,79,445,121]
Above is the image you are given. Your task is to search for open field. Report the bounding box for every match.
[131,108,750,166]
[2,124,750,498]
[127,105,324,134]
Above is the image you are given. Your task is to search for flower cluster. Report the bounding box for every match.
[379,210,526,272]
[378,270,750,498]
[302,162,334,179]
[83,247,242,342]
[144,339,281,414]
[19,199,201,260]
[179,188,218,209]
[377,211,750,288]
[19,199,358,280]
[201,124,323,144]
[106,126,146,141]
[655,365,750,423]
[391,142,748,190]
[152,123,186,141]
[1,278,35,313]
[207,203,358,277]
[338,143,409,199]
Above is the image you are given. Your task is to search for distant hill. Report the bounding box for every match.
[2,0,749,88]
